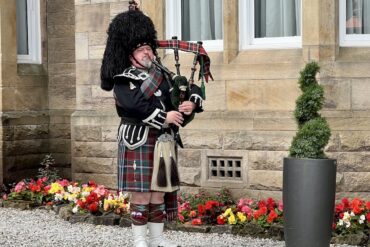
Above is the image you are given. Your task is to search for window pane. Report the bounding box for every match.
[181,0,223,41]
[16,0,29,55]
[254,0,301,38]
[346,0,370,34]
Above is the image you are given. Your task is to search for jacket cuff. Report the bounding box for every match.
[189,94,204,113]
[142,108,167,129]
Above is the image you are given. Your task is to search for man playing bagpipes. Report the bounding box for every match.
[100,1,212,246]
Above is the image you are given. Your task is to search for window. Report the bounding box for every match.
[340,0,370,46]
[16,0,41,64]
[166,0,223,51]
[240,0,302,49]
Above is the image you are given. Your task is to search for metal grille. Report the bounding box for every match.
[208,157,242,180]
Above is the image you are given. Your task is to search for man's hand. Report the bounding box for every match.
[179,101,196,115]
[165,111,184,127]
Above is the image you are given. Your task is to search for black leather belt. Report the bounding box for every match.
[120,117,146,126]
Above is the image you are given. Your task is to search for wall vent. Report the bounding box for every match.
[208,157,242,180]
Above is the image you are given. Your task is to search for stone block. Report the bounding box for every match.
[47,11,75,26]
[75,0,90,5]
[75,4,110,33]
[178,149,201,168]
[49,49,76,64]
[49,139,71,153]
[248,151,287,170]
[59,206,73,221]
[76,60,101,85]
[178,167,201,186]
[101,126,117,142]
[253,117,296,131]
[48,63,76,76]
[73,141,117,158]
[73,157,116,174]
[48,0,75,12]
[75,32,89,60]
[47,25,75,38]
[49,124,71,139]
[1,126,14,141]
[352,79,370,110]
[88,32,107,46]
[202,80,226,112]
[48,37,75,52]
[343,172,370,192]
[49,85,76,110]
[180,130,222,149]
[249,170,283,191]
[88,45,105,59]
[327,117,370,131]
[73,126,102,142]
[110,2,129,19]
[223,131,294,151]
[14,125,49,140]
[49,75,76,87]
[2,200,38,210]
[4,140,49,156]
[334,62,370,78]
[329,152,370,172]
[226,79,299,111]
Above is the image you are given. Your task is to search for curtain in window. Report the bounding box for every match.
[346,0,370,34]
[16,0,29,55]
[181,0,223,41]
[255,0,301,38]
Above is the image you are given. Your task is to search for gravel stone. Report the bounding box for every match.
[0,207,357,247]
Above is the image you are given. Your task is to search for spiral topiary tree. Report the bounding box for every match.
[289,61,331,159]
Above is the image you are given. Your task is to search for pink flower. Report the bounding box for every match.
[241,205,252,216]
[57,179,69,187]
[278,201,283,212]
[14,181,26,193]
[93,185,108,197]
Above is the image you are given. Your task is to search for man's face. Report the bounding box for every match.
[130,45,154,69]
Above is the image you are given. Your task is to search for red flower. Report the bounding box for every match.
[351,198,363,214]
[88,202,99,213]
[77,200,85,209]
[266,198,276,211]
[267,210,278,223]
[29,184,41,193]
[197,204,205,216]
[191,218,202,225]
[366,212,370,222]
[88,180,97,188]
[366,201,370,210]
[86,192,98,204]
[253,206,267,220]
[217,215,226,225]
[258,200,266,208]
[342,198,350,209]
[205,200,219,210]
[335,203,344,213]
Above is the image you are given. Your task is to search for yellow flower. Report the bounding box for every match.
[48,183,64,194]
[223,208,232,218]
[237,212,247,223]
[228,213,236,225]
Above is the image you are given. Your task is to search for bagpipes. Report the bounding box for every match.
[152,36,214,105]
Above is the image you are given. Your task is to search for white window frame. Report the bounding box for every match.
[339,0,370,47]
[239,0,302,50]
[165,0,224,52]
[17,0,42,64]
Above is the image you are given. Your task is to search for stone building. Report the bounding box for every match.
[1,0,369,200]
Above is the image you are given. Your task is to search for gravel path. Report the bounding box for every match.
[0,207,356,247]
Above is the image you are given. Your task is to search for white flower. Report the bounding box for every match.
[338,219,344,226]
[359,215,365,224]
[345,222,351,228]
[350,211,355,217]
[72,206,79,214]
[54,193,63,201]
[342,212,351,222]
[81,191,90,197]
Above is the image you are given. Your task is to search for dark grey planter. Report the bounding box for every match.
[283,157,337,247]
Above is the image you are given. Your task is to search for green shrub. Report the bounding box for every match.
[289,61,331,159]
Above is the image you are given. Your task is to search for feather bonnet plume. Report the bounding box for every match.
[100,9,157,91]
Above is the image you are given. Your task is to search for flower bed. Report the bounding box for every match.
[1,178,370,246]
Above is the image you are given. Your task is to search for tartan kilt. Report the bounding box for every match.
[117,127,158,192]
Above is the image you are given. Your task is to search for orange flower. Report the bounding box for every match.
[191,218,202,225]
[189,210,197,218]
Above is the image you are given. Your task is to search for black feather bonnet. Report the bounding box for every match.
[100,10,158,91]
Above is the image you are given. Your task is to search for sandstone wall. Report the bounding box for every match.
[70,0,370,200]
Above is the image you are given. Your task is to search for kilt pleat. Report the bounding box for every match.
[117,128,157,192]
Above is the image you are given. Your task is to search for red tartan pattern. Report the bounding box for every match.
[157,40,213,82]
[117,129,157,192]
